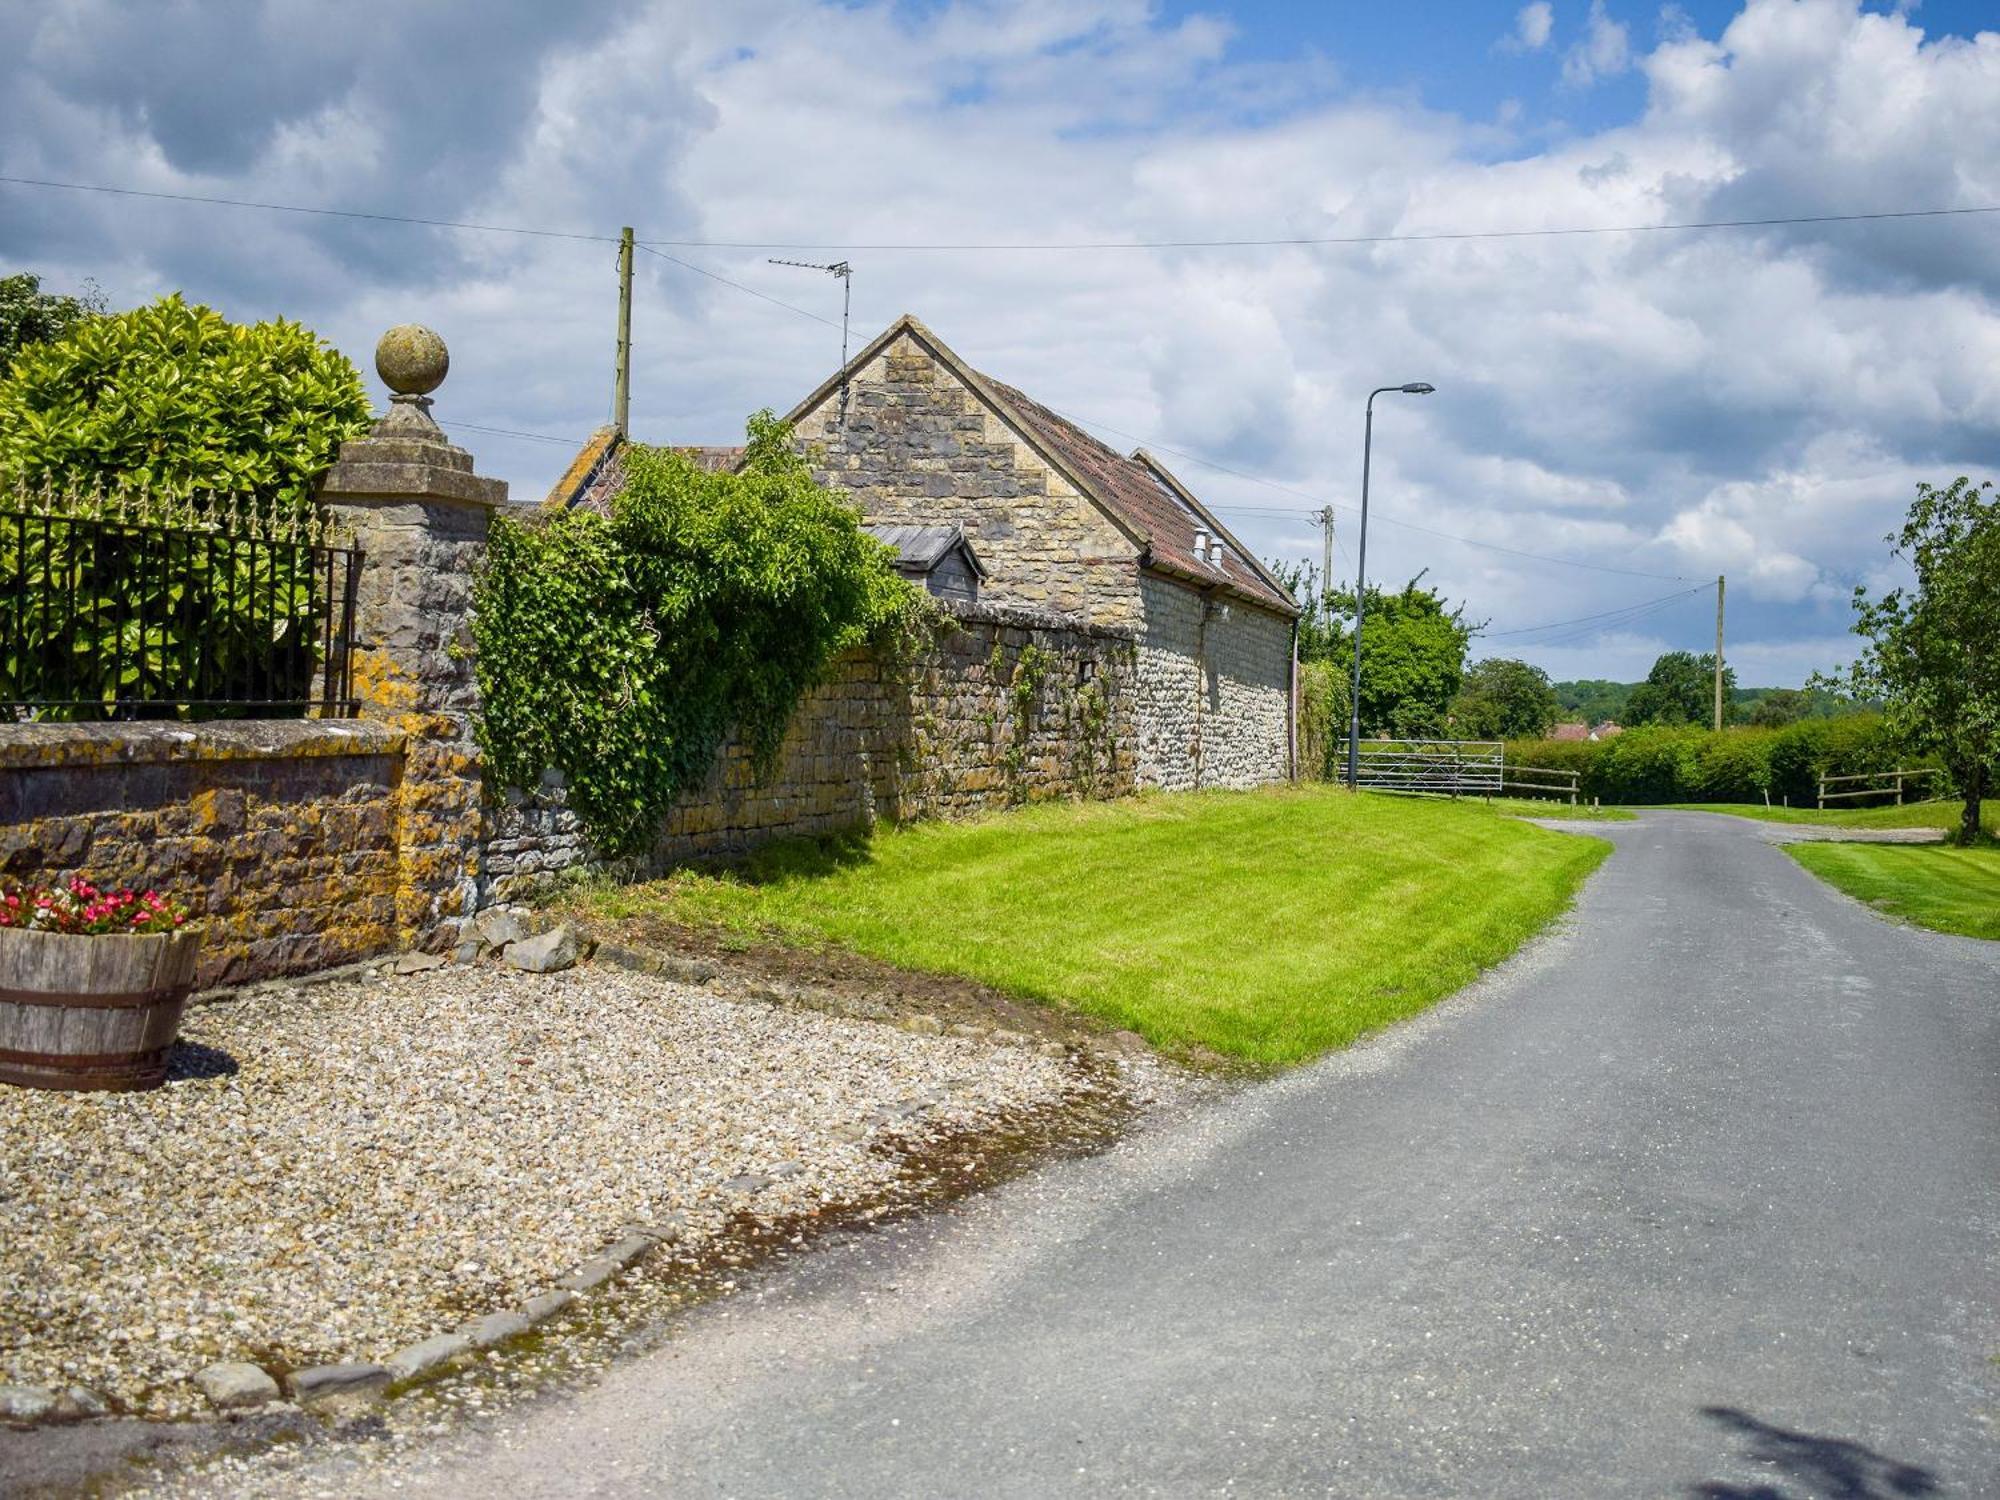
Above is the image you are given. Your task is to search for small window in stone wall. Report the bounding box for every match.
[1077,659,1096,687]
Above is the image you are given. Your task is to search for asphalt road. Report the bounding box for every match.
[317,811,2000,1497]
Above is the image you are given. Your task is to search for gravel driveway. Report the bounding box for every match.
[173,808,2000,1499]
[0,955,1125,1422]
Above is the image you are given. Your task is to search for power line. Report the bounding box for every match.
[1481,583,1712,638]
[8,172,1997,257]
[445,421,583,447]
[1046,408,1694,581]
[635,203,2000,253]
[1536,589,1707,649]
[634,243,842,329]
[0,174,618,244]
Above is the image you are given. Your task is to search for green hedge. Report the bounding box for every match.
[1504,715,1916,805]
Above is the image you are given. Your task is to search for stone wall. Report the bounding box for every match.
[0,722,404,987]
[484,600,1138,891]
[793,329,1142,628]
[1133,574,1294,791]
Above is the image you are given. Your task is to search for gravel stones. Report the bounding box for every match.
[193,1363,280,1411]
[503,925,583,973]
[0,1385,57,1424]
[0,960,1085,1418]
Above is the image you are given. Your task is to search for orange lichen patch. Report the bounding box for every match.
[542,424,620,511]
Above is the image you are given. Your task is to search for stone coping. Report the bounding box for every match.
[934,596,1137,641]
[0,719,403,770]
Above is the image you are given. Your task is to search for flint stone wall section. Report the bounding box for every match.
[792,331,1142,629]
[1134,574,1293,791]
[0,722,403,987]
[483,600,1138,892]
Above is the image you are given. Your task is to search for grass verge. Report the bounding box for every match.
[571,786,1610,1067]
[1663,799,1995,835]
[1788,841,2000,940]
[1496,800,1636,822]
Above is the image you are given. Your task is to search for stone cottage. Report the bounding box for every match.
[550,314,1299,790]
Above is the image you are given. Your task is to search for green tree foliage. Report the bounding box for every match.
[1554,677,1631,725]
[473,414,919,854]
[1270,561,1473,738]
[1450,657,1560,740]
[0,293,370,506]
[1624,650,1736,727]
[1831,477,2000,845]
[0,272,105,371]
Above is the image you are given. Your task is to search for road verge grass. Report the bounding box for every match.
[1787,842,2000,940]
[572,786,1610,1067]
[1663,799,1994,835]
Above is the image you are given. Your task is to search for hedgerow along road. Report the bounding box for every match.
[299,809,2000,1498]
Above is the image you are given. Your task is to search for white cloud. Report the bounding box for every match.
[1563,1,1634,86]
[1504,2,1556,53]
[3,0,1998,686]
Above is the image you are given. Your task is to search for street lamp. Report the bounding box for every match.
[1346,382,1437,789]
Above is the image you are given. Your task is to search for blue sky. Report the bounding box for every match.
[3,0,1998,685]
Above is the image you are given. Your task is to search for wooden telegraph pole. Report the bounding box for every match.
[614,226,634,437]
[1714,574,1726,732]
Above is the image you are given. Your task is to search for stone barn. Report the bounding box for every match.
[785,315,1298,790]
[548,314,1300,791]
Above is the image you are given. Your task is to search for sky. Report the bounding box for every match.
[3,0,1998,687]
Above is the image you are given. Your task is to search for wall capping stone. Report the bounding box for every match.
[0,720,403,771]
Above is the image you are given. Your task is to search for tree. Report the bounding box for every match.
[1743,688,1806,728]
[1451,657,1560,740]
[0,272,104,371]
[1625,650,1736,727]
[1832,477,1999,845]
[0,292,370,507]
[1267,561,1474,739]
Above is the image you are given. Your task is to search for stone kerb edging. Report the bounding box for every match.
[193,1218,684,1416]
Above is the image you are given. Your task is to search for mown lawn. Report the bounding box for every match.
[1667,799,1997,835]
[1788,842,2000,940]
[578,787,1610,1066]
[1496,800,1636,822]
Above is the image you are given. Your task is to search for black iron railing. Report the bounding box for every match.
[0,483,361,721]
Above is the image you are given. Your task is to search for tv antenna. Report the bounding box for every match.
[769,258,854,424]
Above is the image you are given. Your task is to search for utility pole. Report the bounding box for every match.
[614,226,634,437]
[1714,574,1726,732]
[1316,505,1335,590]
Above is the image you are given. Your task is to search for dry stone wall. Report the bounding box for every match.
[1134,574,1293,791]
[484,600,1137,892]
[0,722,404,987]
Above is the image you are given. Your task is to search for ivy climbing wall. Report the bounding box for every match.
[483,598,1138,892]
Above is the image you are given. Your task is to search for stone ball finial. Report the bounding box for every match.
[375,324,449,398]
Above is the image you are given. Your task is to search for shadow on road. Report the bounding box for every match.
[1688,1405,1941,1499]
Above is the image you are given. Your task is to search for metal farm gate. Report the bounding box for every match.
[1350,739,1504,798]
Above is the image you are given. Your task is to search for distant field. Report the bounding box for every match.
[1788,842,2000,940]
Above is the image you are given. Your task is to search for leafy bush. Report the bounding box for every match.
[1505,715,1908,805]
[1297,658,1348,780]
[0,293,370,505]
[473,414,919,854]
[1,272,105,372]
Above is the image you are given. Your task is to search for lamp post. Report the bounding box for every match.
[1346,382,1436,789]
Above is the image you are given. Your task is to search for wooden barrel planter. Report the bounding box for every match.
[0,927,201,1092]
